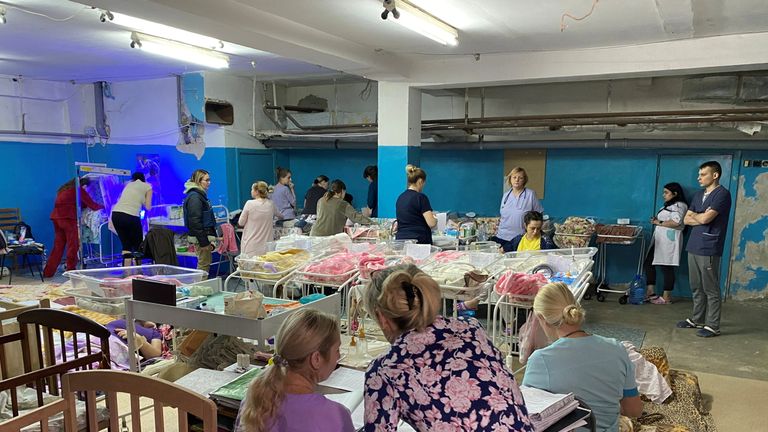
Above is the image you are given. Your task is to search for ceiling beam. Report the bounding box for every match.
[409,32,768,88]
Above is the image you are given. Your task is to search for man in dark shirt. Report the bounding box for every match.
[678,161,732,337]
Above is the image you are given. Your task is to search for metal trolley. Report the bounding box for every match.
[590,224,644,304]
[488,248,597,362]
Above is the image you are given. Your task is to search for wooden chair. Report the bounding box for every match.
[0,309,111,418]
[0,207,20,233]
[62,370,218,432]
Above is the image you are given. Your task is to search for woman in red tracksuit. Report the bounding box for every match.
[43,178,103,278]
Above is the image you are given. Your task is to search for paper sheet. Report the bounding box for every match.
[325,390,365,429]
[318,366,366,392]
[436,212,447,233]
[520,386,573,417]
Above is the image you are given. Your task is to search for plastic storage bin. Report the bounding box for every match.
[235,249,312,281]
[63,264,208,299]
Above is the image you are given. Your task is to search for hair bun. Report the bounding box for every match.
[405,164,415,174]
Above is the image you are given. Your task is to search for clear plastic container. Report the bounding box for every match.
[63,264,208,299]
[236,249,311,280]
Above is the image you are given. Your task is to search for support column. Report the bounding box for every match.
[377,82,421,218]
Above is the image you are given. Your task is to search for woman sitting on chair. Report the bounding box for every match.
[522,282,643,432]
[237,309,353,432]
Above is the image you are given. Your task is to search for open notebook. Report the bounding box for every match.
[319,367,415,432]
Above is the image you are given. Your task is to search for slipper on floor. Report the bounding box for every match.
[696,326,721,337]
[645,294,659,302]
[676,318,703,329]
[651,297,671,305]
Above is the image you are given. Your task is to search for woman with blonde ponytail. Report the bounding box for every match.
[395,164,437,244]
[238,181,282,257]
[363,264,532,431]
[523,282,643,432]
[236,309,353,432]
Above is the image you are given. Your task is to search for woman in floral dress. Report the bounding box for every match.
[363,264,533,431]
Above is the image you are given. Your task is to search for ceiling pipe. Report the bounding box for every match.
[0,130,94,139]
[262,138,768,150]
[260,105,768,135]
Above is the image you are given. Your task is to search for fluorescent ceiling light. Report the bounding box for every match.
[109,12,223,50]
[390,0,458,46]
[131,32,230,69]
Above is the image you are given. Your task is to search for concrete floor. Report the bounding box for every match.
[582,294,768,381]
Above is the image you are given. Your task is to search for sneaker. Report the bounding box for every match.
[676,318,703,329]
[696,326,721,337]
[651,297,671,305]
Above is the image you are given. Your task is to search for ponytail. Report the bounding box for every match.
[237,309,339,432]
[364,264,441,333]
[239,361,288,432]
[324,179,346,201]
[276,167,291,183]
[252,181,269,199]
[533,282,586,328]
[405,164,426,185]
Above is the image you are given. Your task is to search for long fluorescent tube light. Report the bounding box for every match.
[391,0,458,46]
[109,12,223,50]
[131,32,230,69]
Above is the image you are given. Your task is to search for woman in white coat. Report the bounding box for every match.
[644,182,688,304]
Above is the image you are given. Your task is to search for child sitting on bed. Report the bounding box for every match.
[105,319,163,359]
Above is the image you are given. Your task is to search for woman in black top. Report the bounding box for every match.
[302,175,328,215]
[395,165,437,244]
[363,165,378,217]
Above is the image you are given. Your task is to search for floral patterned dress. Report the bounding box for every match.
[364,316,533,431]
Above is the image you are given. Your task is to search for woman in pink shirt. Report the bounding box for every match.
[238,181,282,258]
[237,309,353,432]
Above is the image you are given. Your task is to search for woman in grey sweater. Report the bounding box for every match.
[310,179,372,236]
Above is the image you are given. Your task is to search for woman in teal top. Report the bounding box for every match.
[522,282,642,432]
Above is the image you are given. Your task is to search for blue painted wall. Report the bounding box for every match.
[283,149,378,212]
[421,149,505,216]
[540,149,660,289]
[729,150,768,299]
[0,141,84,249]
[85,144,237,210]
[378,146,420,218]
[282,148,505,217]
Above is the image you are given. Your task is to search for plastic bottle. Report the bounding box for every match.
[628,275,646,305]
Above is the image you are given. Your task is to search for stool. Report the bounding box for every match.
[0,249,45,284]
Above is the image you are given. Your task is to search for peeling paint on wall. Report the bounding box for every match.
[730,172,768,300]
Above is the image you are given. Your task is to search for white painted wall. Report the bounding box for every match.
[0,76,90,144]
[285,82,378,114]
[104,77,180,146]
[203,72,266,149]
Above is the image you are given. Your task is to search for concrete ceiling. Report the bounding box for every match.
[2,0,768,85]
[0,0,341,82]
